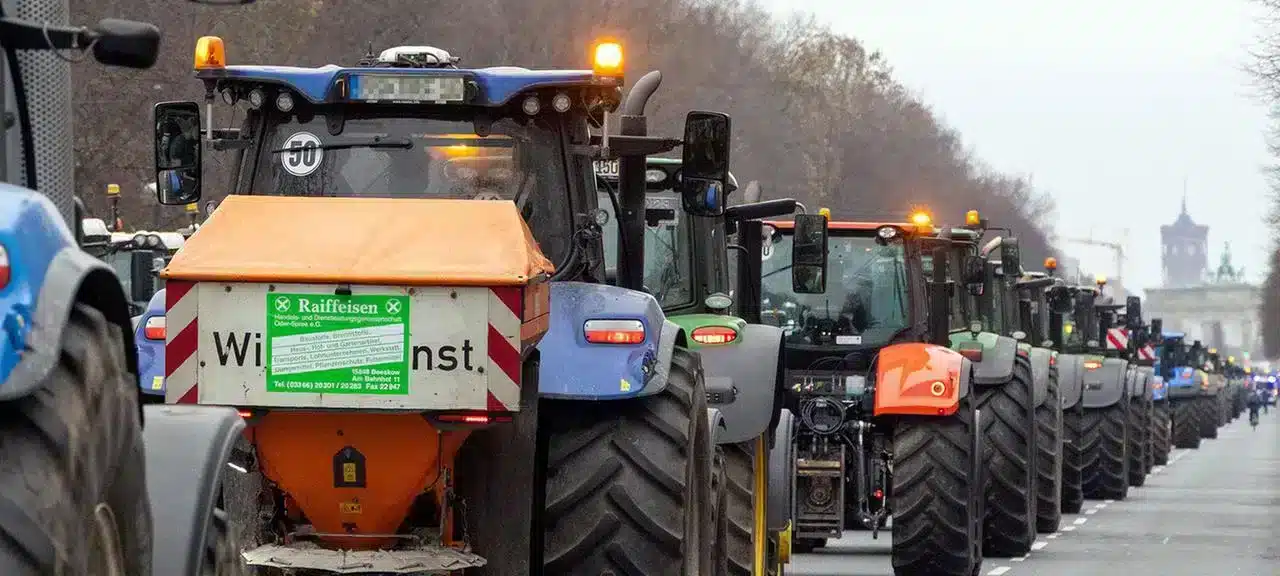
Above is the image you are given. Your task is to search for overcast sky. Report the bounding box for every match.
[758,0,1273,293]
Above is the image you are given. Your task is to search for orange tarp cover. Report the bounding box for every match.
[162,196,554,286]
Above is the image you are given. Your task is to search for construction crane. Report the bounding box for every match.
[1063,229,1129,298]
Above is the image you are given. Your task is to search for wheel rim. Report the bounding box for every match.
[91,503,125,576]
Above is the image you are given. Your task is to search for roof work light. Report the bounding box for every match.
[194,36,226,70]
[593,41,623,77]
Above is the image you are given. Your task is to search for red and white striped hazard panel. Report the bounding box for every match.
[1137,345,1155,361]
[165,280,550,412]
[1105,328,1129,351]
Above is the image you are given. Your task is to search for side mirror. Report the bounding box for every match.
[963,254,985,284]
[154,101,203,205]
[130,250,159,303]
[680,111,731,217]
[1000,236,1021,275]
[724,198,797,222]
[1151,318,1163,340]
[91,19,161,69]
[790,214,828,294]
[1126,296,1142,325]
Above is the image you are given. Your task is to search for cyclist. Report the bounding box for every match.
[1247,388,1264,427]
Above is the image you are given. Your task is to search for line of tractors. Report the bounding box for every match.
[0,2,1253,575]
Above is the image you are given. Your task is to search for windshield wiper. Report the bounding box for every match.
[270,136,413,154]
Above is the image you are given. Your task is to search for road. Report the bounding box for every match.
[789,412,1280,576]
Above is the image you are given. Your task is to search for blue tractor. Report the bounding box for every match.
[1158,332,1212,449]
[0,1,252,574]
[147,32,778,575]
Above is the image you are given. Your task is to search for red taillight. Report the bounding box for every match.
[437,412,513,425]
[958,348,983,362]
[691,326,738,345]
[237,409,253,419]
[0,243,9,289]
[1050,355,1057,367]
[584,319,645,345]
[143,316,166,340]
[873,489,884,500]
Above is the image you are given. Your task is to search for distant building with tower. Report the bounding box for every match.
[1160,196,1209,287]
[1145,196,1262,360]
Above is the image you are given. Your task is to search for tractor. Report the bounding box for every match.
[594,156,802,575]
[940,212,1047,554]
[1144,319,1173,467]
[1161,334,1213,449]
[1035,258,1090,514]
[0,1,259,574]
[759,212,985,576]
[152,36,748,575]
[1113,297,1158,486]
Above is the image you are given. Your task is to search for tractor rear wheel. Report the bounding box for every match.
[1059,404,1085,514]
[974,359,1036,558]
[1080,401,1129,501]
[0,304,152,576]
[544,347,714,575]
[1197,395,1218,439]
[723,440,757,576]
[711,448,730,576]
[1127,395,1148,487]
[1171,400,1201,449]
[1034,370,1063,534]
[1150,401,1171,465]
[890,396,981,576]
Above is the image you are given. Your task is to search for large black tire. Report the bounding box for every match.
[1059,404,1085,514]
[723,441,755,576]
[205,490,246,576]
[711,448,730,576]
[1080,402,1129,501]
[1150,401,1172,465]
[891,396,982,576]
[1127,395,1147,487]
[0,304,152,576]
[544,347,714,575]
[1034,369,1063,533]
[1197,395,1218,439]
[973,359,1036,558]
[1142,396,1155,474]
[1172,400,1202,449]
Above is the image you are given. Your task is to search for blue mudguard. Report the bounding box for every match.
[136,289,167,397]
[537,281,684,400]
[1164,366,1199,399]
[0,185,138,401]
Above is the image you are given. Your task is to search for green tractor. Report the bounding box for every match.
[930,212,1046,556]
[595,157,799,575]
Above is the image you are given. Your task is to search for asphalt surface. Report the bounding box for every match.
[789,410,1280,576]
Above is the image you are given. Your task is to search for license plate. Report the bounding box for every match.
[350,74,466,103]
[594,159,619,179]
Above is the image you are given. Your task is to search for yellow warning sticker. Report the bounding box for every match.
[151,376,164,390]
[340,501,362,514]
[342,462,357,484]
[620,378,631,392]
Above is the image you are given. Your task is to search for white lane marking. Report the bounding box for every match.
[1097,503,1108,509]
[1011,556,1026,562]
[1152,466,1164,474]
[987,567,1012,575]
[1085,509,1098,515]
[1104,499,1116,504]
[1162,536,1171,544]
[1074,517,1089,525]
[1062,526,1077,531]
[1048,533,1061,539]
[1032,541,1048,550]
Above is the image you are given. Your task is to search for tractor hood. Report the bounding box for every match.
[161,195,553,286]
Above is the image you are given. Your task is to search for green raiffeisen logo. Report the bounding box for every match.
[265,293,410,394]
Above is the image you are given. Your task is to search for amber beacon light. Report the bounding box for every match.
[194,36,226,70]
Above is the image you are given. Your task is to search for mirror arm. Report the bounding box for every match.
[0,17,92,51]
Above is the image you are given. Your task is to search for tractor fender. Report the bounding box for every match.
[536,282,683,399]
[706,407,727,446]
[873,342,971,417]
[1130,366,1153,398]
[1,187,138,402]
[1164,366,1201,399]
[1027,346,1052,408]
[697,323,785,444]
[1082,357,1129,409]
[142,404,245,576]
[135,289,168,398]
[767,408,796,532]
[953,331,1017,385]
[1057,354,1085,410]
